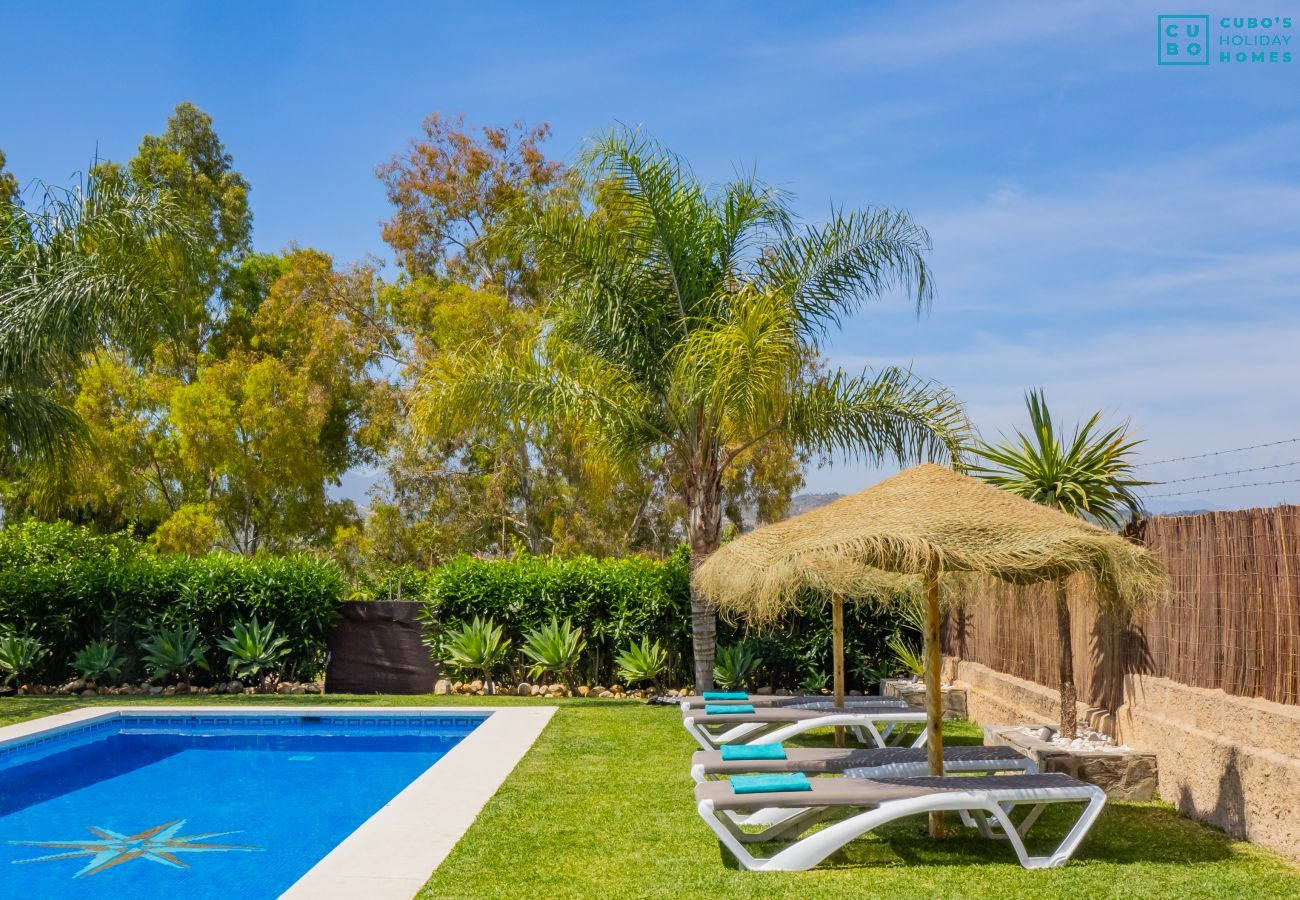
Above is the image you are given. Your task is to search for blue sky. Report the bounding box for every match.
[4,1,1299,512]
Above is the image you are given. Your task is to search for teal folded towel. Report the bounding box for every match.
[705,704,754,715]
[703,691,749,700]
[721,743,787,761]
[729,773,812,794]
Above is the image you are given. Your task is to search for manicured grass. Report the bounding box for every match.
[3,696,1296,898]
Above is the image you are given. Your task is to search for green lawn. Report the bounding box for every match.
[2,696,1295,898]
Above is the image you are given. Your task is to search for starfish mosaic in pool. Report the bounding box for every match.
[10,819,262,878]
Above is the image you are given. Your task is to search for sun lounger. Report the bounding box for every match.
[690,743,1036,783]
[682,705,928,751]
[695,772,1106,871]
[679,693,909,710]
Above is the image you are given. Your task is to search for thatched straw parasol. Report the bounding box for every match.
[694,463,1165,835]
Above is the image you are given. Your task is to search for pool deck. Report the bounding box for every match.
[0,704,558,899]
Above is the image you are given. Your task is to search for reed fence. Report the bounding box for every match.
[942,505,1300,709]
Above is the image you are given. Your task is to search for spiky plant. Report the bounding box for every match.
[970,389,1148,738]
[713,643,762,691]
[520,617,586,694]
[434,616,512,695]
[217,618,291,689]
[0,631,47,687]
[417,126,970,690]
[73,640,126,684]
[139,624,209,684]
[615,636,670,690]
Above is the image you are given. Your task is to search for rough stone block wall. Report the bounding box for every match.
[955,659,1300,860]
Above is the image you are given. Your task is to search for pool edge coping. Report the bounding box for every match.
[0,704,559,899]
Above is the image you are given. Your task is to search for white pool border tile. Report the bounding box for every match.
[0,704,557,899]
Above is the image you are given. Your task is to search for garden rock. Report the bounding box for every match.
[517,682,532,696]
[433,679,452,695]
[598,690,614,698]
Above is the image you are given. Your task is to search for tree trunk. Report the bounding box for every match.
[832,594,845,748]
[1055,577,1079,740]
[685,464,723,694]
[923,569,946,838]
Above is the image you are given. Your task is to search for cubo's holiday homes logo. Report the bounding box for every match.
[1158,14,1293,65]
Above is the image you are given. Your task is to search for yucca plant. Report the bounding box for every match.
[217,618,290,690]
[72,640,125,684]
[714,643,761,691]
[886,634,925,679]
[520,617,586,694]
[435,616,512,695]
[139,624,209,684]
[0,631,47,687]
[971,389,1148,738]
[615,636,670,690]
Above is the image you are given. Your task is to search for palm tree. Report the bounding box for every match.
[0,168,194,472]
[416,128,970,691]
[970,389,1148,738]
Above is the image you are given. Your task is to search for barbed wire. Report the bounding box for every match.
[1144,478,1300,499]
[1152,459,1300,484]
[1139,436,1300,467]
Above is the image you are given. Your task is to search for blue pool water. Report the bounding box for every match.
[0,713,485,898]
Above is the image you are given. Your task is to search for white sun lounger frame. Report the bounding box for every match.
[698,778,1107,871]
[682,709,930,751]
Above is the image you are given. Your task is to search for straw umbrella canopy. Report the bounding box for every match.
[694,463,1165,831]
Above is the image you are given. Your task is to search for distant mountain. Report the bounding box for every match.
[735,491,843,529]
[788,492,843,516]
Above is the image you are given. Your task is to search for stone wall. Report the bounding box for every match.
[954,658,1300,860]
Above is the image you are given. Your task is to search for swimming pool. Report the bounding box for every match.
[0,706,555,899]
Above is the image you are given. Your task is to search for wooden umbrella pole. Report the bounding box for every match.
[924,569,946,838]
[832,593,845,747]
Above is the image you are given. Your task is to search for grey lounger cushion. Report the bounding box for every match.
[695,772,1087,812]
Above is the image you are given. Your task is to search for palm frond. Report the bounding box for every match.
[0,386,86,471]
[759,206,934,341]
[786,367,970,467]
[415,336,672,460]
[0,171,199,377]
[670,286,801,439]
[578,126,721,327]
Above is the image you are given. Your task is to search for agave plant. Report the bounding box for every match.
[520,617,586,694]
[0,631,47,687]
[73,640,125,684]
[713,643,761,691]
[139,624,209,684]
[217,618,290,689]
[435,616,512,695]
[615,637,669,690]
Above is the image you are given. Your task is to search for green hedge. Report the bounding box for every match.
[366,548,908,689]
[0,521,342,682]
[0,521,910,690]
